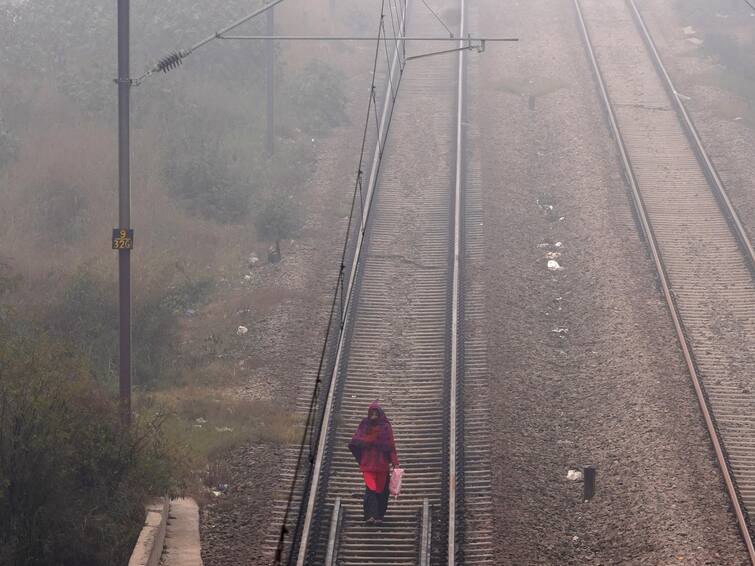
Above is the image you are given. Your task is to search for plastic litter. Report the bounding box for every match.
[567,469,583,482]
[389,468,404,498]
[547,260,563,271]
[237,325,249,336]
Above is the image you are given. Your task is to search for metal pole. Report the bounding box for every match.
[117,0,132,426]
[583,465,596,501]
[266,4,275,156]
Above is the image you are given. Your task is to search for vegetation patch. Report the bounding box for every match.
[143,388,300,466]
[0,318,187,566]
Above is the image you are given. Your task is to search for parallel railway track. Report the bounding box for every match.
[575,0,755,562]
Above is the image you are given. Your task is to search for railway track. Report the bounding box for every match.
[263,0,496,564]
[575,0,755,562]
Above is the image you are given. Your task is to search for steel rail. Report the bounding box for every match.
[448,0,466,562]
[324,497,344,566]
[293,3,408,563]
[625,0,755,272]
[574,0,755,562]
[419,498,432,566]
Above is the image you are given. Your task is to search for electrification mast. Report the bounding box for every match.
[116,0,133,425]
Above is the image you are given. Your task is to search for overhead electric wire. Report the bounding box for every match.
[745,0,755,12]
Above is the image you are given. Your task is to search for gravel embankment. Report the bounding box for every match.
[476,0,748,563]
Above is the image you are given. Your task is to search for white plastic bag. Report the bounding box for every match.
[389,467,404,497]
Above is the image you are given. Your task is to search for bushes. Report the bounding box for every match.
[254,190,302,253]
[0,117,16,170]
[47,269,213,390]
[286,61,348,135]
[0,321,186,566]
[166,149,251,224]
[33,181,90,243]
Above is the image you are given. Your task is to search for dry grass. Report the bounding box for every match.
[142,387,300,463]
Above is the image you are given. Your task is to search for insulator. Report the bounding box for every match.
[156,52,184,73]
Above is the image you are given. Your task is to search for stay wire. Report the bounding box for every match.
[274,0,406,561]
[420,0,454,38]
[381,20,397,101]
[387,0,402,65]
[351,11,389,235]
[373,87,382,156]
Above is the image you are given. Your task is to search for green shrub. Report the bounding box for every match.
[166,151,251,224]
[0,322,187,566]
[33,181,89,243]
[47,269,213,390]
[0,118,16,170]
[254,191,302,252]
[285,61,348,135]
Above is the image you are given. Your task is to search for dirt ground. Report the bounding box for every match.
[476,0,749,564]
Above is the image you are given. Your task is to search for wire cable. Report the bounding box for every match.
[133,0,286,84]
[420,0,455,38]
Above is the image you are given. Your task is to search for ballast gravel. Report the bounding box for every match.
[474,0,748,564]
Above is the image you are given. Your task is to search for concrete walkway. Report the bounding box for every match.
[160,498,203,566]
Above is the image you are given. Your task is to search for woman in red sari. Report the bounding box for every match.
[348,400,400,524]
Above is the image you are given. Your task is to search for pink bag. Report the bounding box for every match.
[389,467,404,497]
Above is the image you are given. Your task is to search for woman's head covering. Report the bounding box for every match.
[352,400,393,450]
[367,400,386,420]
